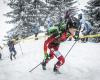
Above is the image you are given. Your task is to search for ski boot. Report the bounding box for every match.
[41,61,46,70]
[13,55,16,59]
[13,53,16,59]
[0,53,2,60]
[10,55,13,61]
[53,65,61,74]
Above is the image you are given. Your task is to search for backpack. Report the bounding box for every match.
[47,19,67,35]
[47,25,59,36]
[58,21,66,32]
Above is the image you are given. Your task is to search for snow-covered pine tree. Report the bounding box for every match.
[84,0,100,42]
[4,0,33,39]
[4,0,48,39]
[45,0,77,23]
[4,0,77,39]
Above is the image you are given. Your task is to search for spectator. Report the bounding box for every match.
[78,14,92,42]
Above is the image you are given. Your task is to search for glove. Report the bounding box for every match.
[74,31,80,41]
[67,32,71,38]
[74,35,79,41]
[44,53,50,60]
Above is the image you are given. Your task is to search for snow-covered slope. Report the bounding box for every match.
[0,36,100,80]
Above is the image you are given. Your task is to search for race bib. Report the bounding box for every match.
[54,51,61,58]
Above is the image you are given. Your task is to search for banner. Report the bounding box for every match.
[80,34,100,38]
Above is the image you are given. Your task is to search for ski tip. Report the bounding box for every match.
[29,70,32,72]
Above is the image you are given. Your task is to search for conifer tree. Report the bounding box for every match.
[84,0,100,42]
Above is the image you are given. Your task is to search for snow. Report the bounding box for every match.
[0,35,100,80]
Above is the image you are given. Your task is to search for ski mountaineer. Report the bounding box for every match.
[7,39,17,61]
[41,19,79,73]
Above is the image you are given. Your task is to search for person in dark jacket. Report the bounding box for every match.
[7,39,17,60]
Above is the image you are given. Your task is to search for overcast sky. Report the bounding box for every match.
[0,0,89,44]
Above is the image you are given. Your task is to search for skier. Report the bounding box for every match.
[7,39,17,60]
[41,19,79,73]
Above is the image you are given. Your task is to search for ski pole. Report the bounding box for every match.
[19,42,23,55]
[65,41,77,58]
[29,62,42,72]
[29,41,77,72]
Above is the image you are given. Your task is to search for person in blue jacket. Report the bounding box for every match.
[78,14,92,42]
